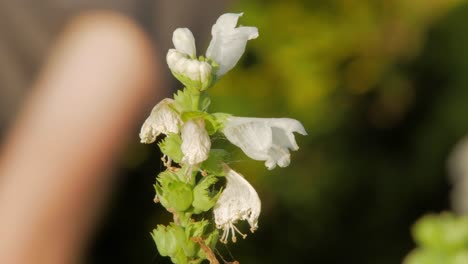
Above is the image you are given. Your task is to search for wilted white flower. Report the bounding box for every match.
[223,117,307,170]
[213,165,261,243]
[206,13,259,77]
[140,98,182,144]
[181,119,211,165]
[448,135,468,214]
[167,28,212,89]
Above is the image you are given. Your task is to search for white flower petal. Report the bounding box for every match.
[223,118,272,161]
[206,13,259,77]
[214,166,261,243]
[223,117,306,169]
[181,119,211,165]
[172,28,196,57]
[139,99,181,144]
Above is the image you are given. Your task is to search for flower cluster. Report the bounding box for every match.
[140,13,306,263]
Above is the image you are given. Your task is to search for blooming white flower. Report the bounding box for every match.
[206,13,259,77]
[213,165,261,243]
[223,117,307,170]
[167,13,258,88]
[181,119,211,165]
[167,28,212,90]
[140,98,182,144]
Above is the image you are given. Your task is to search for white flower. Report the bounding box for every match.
[140,98,182,144]
[167,13,258,87]
[213,165,261,243]
[167,28,212,89]
[223,117,307,170]
[181,119,211,165]
[206,13,259,77]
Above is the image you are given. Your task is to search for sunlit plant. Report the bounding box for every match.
[139,12,306,263]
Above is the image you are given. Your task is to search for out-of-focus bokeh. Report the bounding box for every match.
[3,0,468,263]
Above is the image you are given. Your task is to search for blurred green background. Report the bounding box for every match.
[88,0,468,263]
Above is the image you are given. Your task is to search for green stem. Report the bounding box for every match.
[192,92,200,111]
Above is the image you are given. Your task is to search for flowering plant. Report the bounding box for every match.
[140,13,306,263]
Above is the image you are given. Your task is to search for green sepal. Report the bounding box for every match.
[170,249,189,264]
[151,224,180,257]
[197,230,219,259]
[174,165,197,185]
[167,181,193,212]
[211,112,231,130]
[159,133,183,163]
[201,149,230,176]
[170,69,213,92]
[181,111,208,122]
[181,112,226,135]
[180,220,209,257]
[173,88,198,112]
[156,170,193,212]
[192,175,222,214]
[154,183,169,209]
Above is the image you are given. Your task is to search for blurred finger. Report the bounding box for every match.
[0,11,161,264]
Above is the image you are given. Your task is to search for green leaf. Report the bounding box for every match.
[192,175,222,214]
[201,149,230,175]
[159,133,183,163]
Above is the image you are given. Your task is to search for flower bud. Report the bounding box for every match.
[167,50,213,91]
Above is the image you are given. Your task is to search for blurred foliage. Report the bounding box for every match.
[404,213,468,264]
[87,1,468,264]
